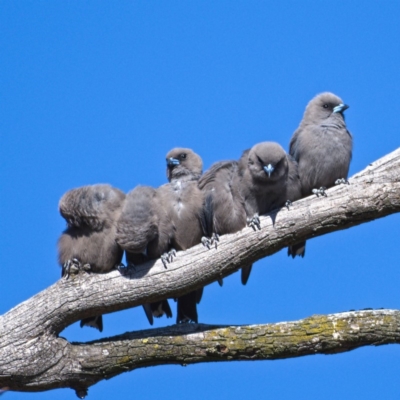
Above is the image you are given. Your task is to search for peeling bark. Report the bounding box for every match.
[0,148,400,394]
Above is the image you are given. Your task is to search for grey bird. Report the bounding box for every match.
[116,148,205,324]
[199,159,249,282]
[289,92,352,197]
[239,142,299,219]
[58,184,126,332]
[289,92,352,255]
[115,184,173,325]
[200,142,302,284]
[240,142,304,271]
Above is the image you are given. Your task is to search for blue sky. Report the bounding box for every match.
[1,2,400,399]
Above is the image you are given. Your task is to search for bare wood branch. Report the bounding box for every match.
[3,309,400,394]
[0,148,399,394]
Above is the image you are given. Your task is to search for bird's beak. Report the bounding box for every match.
[333,103,349,113]
[263,164,274,177]
[167,157,180,167]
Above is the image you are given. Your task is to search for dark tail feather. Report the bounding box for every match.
[196,287,204,304]
[287,241,306,258]
[161,299,173,318]
[142,303,154,325]
[217,278,223,287]
[241,264,253,285]
[200,193,214,237]
[80,315,103,332]
[143,300,172,325]
[176,291,199,324]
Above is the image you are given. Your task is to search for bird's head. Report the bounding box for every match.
[165,148,203,182]
[59,184,125,230]
[304,92,349,123]
[247,142,288,184]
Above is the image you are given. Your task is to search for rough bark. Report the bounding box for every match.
[0,148,400,395]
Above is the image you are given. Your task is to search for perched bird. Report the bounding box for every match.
[116,184,173,325]
[200,160,246,240]
[287,92,352,258]
[240,142,304,268]
[116,148,205,324]
[289,92,352,197]
[58,184,126,332]
[239,142,300,222]
[200,142,302,284]
[199,157,249,283]
[164,147,205,323]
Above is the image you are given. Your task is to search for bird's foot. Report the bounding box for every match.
[117,262,134,275]
[62,258,82,279]
[285,200,292,210]
[312,187,327,197]
[81,263,91,272]
[161,249,176,268]
[247,213,261,230]
[201,233,219,249]
[335,178,350,185]
[178,318,196,324]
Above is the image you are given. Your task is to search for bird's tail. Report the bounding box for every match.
[80,315,103,332]
[287,241,306,258]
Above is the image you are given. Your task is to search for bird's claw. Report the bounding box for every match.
[82,263,91,272]
[247,214,261,230]
[201,233,219,249]
[118,262,134,275]
[75,388,88,399]
[312,187,327,197]
[62,258,91,279]
[285,200,292,210]
[335,178,349,185]
[62,258,80,279]
[161,249,176,268]
[201,237,210,249]
[178,318,196,324]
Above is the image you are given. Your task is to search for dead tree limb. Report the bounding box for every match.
[0,148,399,394]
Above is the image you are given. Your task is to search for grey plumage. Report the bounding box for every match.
[199,160,247,236]
[241,142,304,267]
[58,184,125,332]
[200,142,302,284]
[161,148,205,324]
[199,159,250,283]
[116,184,173,325]
[239,142,298,216]
[116,185,162,263]
[288,93,352,258]
[116,148,205,324]
[289,92,352,197]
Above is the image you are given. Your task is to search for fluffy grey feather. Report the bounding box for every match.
[288,92,352,257]
[200,142,303,284]
[58,184,125,332]
[289,92,352,196]
[116,148,205,325]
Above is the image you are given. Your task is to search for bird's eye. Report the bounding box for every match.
[256,156,263,165]
[180,153,187,159]
[323,104,329,108]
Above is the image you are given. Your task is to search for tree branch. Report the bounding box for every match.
[1,148,400,394]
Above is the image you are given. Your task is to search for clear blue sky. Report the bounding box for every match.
[1,2,400,399]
